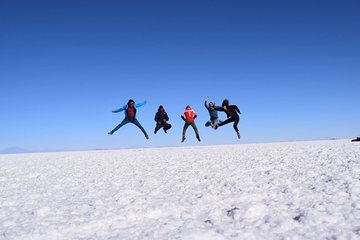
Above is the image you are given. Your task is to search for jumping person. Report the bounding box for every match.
[108,99,149,139]
[214,99,241,139]
[154,105,172,134]
[204,96,221,128]
[181,105,201,142]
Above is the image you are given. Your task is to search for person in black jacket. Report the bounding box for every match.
[154,105,172,134]
[214,99,241,139]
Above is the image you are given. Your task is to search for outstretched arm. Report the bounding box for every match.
[112,104,127,113]
[235,105,241,114]
[135,100,147,108]
[214,106,224,111]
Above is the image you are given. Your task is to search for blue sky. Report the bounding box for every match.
[1,0,359,152]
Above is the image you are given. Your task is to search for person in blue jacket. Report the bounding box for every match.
[108,99,149,139]
[204,96,221,128]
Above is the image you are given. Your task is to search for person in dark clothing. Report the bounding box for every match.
[214,99,241,139]
[204,96,221,128]
[181,105,200,142]
[154,105,172,134]
[108,99,149,139]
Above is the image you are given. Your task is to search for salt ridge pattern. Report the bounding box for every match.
[1,140,359,239]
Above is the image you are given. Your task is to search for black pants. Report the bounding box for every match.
[182,120,199,137]
[218,115,239,132]
[155,122,172,133]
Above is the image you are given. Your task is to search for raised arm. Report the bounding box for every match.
[204,96,210,110]
[135,100,147,108]
[204,100,210,110]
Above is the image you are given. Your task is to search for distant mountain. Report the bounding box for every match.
[0,147,30,154]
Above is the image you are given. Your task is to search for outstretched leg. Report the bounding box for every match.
[109,118,129,135]
[132,119,149,139]
[218,117,235,127]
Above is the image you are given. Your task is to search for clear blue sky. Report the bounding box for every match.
[1,0,359,152]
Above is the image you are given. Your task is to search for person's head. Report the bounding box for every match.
[208,102,214,109]
[158,105,164,112]
[128,99,135,107]
[185,105,191,110]
[222,99,229,107]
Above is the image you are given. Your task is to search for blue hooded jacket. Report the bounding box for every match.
[204,100,219,120]
[113,100,146,120]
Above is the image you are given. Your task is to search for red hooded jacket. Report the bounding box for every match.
[182,105,197,121]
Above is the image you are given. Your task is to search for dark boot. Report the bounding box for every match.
[196,134,201,142]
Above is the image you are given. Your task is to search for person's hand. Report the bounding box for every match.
[112,109,115,113]
[205,96,209,101]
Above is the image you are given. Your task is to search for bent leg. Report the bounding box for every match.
[205,121,212,127]
[154,124,162,133]
[163,123,171,131]
[212,118,220,126]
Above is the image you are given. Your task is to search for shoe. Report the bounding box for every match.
[108,131,113,135]
[237,132,241,139]
[145,135,149,140]
[181,137,186,142]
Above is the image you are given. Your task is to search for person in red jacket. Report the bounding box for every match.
[181,105,200,142]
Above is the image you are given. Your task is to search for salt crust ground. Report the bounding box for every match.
[0,140,360,239]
